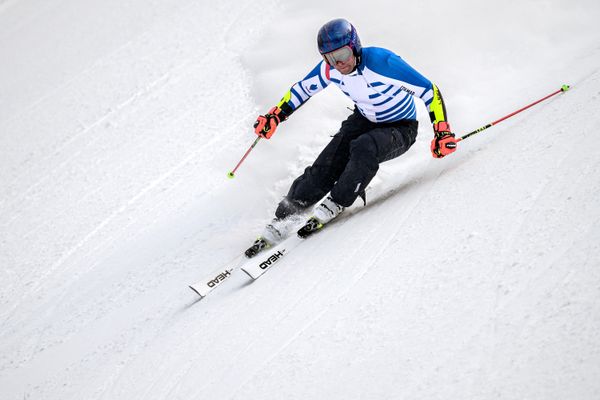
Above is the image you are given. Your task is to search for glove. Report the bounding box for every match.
[254,106,284,139]
[430,121,458,158]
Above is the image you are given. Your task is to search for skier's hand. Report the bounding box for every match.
[430,121,457,158]
[254,106,283,139]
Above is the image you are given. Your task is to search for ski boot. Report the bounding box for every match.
[297,196,343,238]
[244,222,286,258]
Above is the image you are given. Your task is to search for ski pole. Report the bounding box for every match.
[457,84,570,142]
[227,136,261,179]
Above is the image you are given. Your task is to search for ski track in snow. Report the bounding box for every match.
[1,0,264,316]
[229,161,441,397]
[1,1,277,397]
[2,1,600,399]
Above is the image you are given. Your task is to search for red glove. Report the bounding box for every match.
[430,121,458,158]
[254,106,284,139]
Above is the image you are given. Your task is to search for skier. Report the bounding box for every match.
[245,18,458,257]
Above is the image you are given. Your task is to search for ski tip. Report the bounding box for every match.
[561,84,570,92]
[188,285,205,299]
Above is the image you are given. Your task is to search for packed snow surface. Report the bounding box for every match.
[1,1,599,399]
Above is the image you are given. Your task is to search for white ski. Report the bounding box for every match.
[189,220,321,298]
[240,235,303,279]
[188,255,244,298]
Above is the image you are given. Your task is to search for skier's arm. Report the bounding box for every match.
[382,54,457,158]
[254,61,331,139]
[387,55,456,157]
[368,49,452,129]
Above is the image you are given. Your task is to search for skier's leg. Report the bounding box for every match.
[330,120,418,207]
[328,134,379,208]
[374,121,419,163]
[274,135,346,218]
[274,109,372,219]
[264,133,352,245]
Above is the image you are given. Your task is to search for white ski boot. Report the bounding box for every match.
[313,196,344,224]
[298,196,344,238]
[245,216,303,258]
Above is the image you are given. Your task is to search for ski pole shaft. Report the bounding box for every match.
[227,136,261,179]
[457,84,570,142]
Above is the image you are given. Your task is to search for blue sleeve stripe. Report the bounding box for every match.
[290,87,301,101]
[368,92,381,99]
[318,72,327,88]
[370,81,386,87]
[283,61,330,111]
[421,88,434,106]
[290,87,305,104]
[290,94,302,108]
[297,83,310,99]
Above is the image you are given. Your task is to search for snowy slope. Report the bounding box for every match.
[1,1,600,399]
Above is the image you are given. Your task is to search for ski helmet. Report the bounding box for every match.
[317,18,362,57]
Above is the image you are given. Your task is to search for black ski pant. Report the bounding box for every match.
[275,108,418,219]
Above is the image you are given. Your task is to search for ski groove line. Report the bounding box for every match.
[0,63,188,222]
[0,114,252,327]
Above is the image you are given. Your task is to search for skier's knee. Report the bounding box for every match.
[350,134,378,165]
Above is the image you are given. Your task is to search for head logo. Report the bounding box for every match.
[259,250,285,270]
[207,270,232,287]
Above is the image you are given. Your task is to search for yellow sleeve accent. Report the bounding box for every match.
[428,84,448,124]
[273,89,295,120]
[276,89,292,109]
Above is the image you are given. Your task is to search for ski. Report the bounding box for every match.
[188,255,244,298]
[241,216,326,279]
[240,235,304,279]
[189,218,327,298]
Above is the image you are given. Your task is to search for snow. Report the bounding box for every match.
[1,0,599,399]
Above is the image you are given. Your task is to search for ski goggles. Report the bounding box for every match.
[322,45,354,65]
